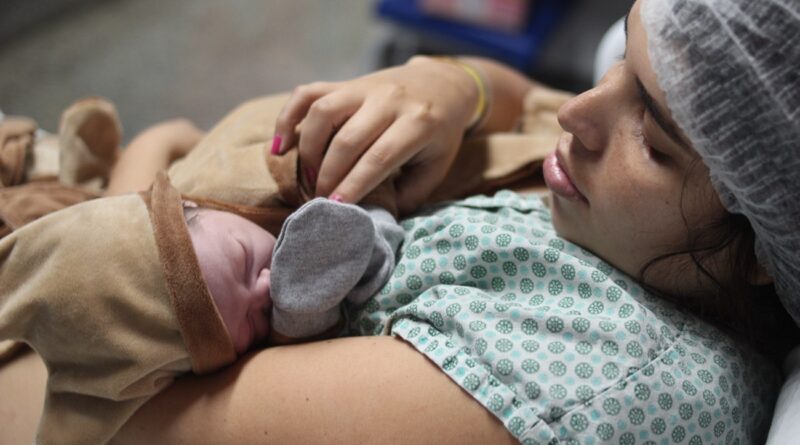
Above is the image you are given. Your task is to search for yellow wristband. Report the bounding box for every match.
[435,57,489,134]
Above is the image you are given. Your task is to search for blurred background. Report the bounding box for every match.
[0,0,630,141]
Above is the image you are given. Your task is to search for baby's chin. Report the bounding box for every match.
[233,314,269,355]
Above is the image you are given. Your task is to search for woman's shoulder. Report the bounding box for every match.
[360,191,780,442]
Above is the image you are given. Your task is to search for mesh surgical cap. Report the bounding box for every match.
[640,0,800,326]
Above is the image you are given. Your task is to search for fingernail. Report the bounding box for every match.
[304,167,317,186]
[270,135,282,155]
[329,193,343,203]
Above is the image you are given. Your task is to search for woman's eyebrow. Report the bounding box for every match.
[635,77,691,150]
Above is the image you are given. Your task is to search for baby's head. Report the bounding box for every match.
[184,204,275,354]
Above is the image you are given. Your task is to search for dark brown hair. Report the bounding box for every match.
[639,159,799,361]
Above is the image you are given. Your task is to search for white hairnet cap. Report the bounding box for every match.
[640,0,800,325]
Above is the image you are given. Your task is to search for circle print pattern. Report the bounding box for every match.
[348,191,780,445]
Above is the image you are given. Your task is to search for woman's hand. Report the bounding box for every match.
[272,56,481,214]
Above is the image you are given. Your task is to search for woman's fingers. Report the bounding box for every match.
[297,90,365,185]
[314,97,397,198]
[329,112,435,203]
[273,81,337,155]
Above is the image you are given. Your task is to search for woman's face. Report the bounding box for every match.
[545,0,726,296]
[188,209,276,354]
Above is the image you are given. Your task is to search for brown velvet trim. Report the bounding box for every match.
[141,172,236,374]
[181,194,293,237]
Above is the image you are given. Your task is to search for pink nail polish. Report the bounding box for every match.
[329,194,343,202]
[270,135,282,155]
[305,167,317,186]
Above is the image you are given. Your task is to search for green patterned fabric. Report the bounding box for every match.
[348,191,780,444]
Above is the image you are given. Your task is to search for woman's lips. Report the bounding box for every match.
[543,146,588,204]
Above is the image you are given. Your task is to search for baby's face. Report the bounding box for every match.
[187,208,276,354]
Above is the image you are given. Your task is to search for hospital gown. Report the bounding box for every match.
[348,191,780,444]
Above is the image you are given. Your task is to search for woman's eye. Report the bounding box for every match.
[647,144,670,163]
[636,113,671,164]
[642,132,670,163]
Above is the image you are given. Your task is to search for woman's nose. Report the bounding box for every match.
[557,63,622,153]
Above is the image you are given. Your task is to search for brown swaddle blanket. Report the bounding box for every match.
[0,172,235,444]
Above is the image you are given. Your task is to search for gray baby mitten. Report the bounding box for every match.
[345,204,404,304]
[270,198,402,338]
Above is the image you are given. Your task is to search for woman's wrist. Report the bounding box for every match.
[407,55,533,136]
[456,56,536,134]
[437,57,491,134]
[406,55,486,133]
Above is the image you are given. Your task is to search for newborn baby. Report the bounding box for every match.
[186,205,276,353]
[189,196,402,351]
[0,173,401,444]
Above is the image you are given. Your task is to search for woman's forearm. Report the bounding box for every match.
[114,337,516,444]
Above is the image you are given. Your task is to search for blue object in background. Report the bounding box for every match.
[375,0,574,74]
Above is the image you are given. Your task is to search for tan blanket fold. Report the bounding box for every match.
[168,94,293,206]
[0,101,122,242]
[58,97,122,192]
[0,179,99,239]
[0,114,60,185]
[428,133,554,203]
[519,85,574,135]
[0,175,233,444]
[0,116,37,187]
